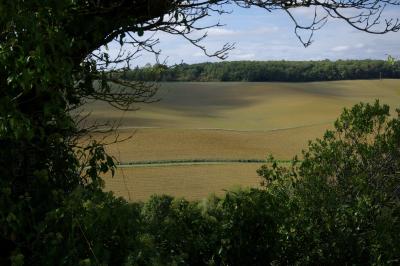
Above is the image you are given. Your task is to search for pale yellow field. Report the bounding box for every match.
[85,80,400,131]
[81,80,400,201]
[103,164,262,201]
[104,124,330,162]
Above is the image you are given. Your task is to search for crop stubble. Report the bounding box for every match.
[81,80,400,200]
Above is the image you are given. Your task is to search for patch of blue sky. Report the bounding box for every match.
[104,4,400,67]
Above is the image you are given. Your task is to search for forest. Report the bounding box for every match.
[123,60,400,82]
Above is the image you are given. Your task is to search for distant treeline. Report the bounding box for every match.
[121,60,400,82]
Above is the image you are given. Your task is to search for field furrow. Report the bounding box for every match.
[78,80,400,200]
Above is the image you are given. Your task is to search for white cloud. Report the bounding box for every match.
[291,7,321,19]
[206,28,237,37]
[250,26,280,34]
[230,53,256,60]
[204,26,280,39]
[331,45,350,52]
[105,5,400,66]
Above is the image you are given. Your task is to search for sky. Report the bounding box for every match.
[106,4,400,67]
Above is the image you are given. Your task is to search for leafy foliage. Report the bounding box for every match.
[1,0,400,264]
[26,101,400,266]
[134,101,400,265]
[33,190,143,266]
[258,100,400,264]
[124,60,400,82]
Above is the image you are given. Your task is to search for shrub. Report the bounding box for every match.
[258,100,400,264]
[8,101,400,265]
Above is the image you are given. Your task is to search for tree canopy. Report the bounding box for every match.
[1,0,400,265]
[123,60,400,82]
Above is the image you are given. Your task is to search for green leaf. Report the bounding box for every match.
[10,253,24,266]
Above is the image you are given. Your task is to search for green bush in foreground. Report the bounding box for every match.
[3,101,400,265]
[256,100,400,264]
[136,101,400,265]
[26,101,399,265]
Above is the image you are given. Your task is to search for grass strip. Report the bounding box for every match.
[115,159,294,168]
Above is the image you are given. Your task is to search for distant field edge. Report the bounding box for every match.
[155,78,400,83]
[116,159,294,168]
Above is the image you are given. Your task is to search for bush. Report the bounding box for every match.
[258,100,400,264]
[138,195,220,265]
[33,189,143,266]
[7,101,400,265]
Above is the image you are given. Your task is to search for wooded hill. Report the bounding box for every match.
[123,60,400,82]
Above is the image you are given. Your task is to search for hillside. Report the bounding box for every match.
[79,79,400,200]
